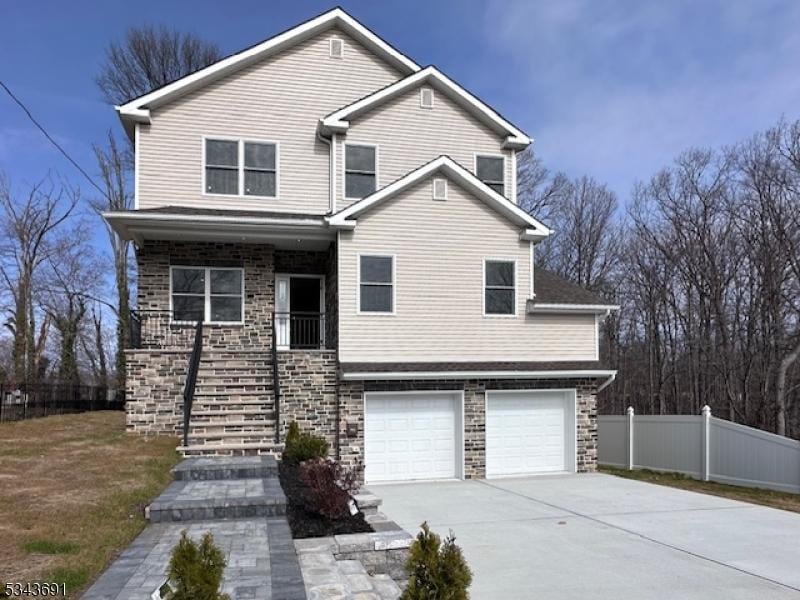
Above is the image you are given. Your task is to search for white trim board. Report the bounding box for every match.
[327,156,551,239]
[116,7,421,132]
[321,66,531,150]
[341,369,617,381]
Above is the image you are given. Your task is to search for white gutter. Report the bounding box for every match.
[102,211,327,227]
[597,371,617,392]
[341,369,617,381]
[527,302,621,315]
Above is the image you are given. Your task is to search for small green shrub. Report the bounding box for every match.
[167,531,230,600]
[401,522,472,600]
[282,421,329,464]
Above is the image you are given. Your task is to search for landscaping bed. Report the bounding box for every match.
[278,461,373,538]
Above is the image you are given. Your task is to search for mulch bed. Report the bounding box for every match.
[278,461,374,538]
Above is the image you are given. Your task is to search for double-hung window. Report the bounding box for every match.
[476,155,505,195]
[171,266,244,323]
[484,260,515,315]
[345,144,377,199]
[205,138,277,197]
[359,255,394,313]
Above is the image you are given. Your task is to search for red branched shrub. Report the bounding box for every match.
[299,458,363,519]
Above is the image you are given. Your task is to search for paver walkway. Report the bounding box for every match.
[82,456,305,600]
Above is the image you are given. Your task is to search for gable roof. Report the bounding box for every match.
[116,7,420,128]
[327,156,551,239]
[320,66,531,149]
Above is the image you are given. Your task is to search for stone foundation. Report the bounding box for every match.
[277,350,338,445]
[125,349,188,435]
[338,378,599,478]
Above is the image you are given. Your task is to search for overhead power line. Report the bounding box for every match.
[0,79,108,199]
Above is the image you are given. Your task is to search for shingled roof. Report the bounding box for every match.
[533,268,613,306]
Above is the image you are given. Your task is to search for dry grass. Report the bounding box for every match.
[0,411,180,598]
[600,465,800,514]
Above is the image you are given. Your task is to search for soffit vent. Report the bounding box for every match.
[330,38,344,59]
[420,87,434,109]
[433,177,447,200]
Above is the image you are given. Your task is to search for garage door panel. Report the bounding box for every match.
[487,391,573,477]
[366,393,458,483]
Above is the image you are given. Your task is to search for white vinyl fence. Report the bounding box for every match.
[598,406,800,494]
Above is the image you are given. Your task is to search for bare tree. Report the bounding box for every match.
[96,25,221,105]
[516,147,567,222]
[0,175,78,385]
[92,132,133,390]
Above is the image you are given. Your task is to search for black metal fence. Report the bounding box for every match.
[274,312,326,349]
[0,384,125,423]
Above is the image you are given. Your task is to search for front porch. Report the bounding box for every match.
[110,211,342,456]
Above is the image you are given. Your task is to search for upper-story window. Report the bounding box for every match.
[484,259,515,316]
[359,254,394,313]
[205,138,278,197]
[476,155,505,196]
[345,144,377,200]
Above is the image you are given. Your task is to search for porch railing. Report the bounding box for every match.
[182,319,204,448]
[273,312,326,350]
[128,310,198,349]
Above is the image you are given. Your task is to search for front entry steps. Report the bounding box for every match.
[147,455,287,523]
[178,351,280,457]
[83,455,306,600]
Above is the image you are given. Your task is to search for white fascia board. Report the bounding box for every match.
[341,369,618,381]
[321,66,531,147]
[102,211,326,227]
[328,156,550,236]
[528,302,621,314]
[116,8,420,125]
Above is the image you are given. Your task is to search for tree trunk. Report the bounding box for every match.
[776,341,800,436]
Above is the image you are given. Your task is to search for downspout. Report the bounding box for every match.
[597,372,616,393]
[334,229,341,460]
[317,129,334,214]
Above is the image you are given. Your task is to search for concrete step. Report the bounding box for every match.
[189,423,276,434]
[171,455,278,481]
[146,477,286,522]
[178,441,284,457]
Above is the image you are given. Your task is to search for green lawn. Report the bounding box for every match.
[0,411,180,598]
[600,465,800,514]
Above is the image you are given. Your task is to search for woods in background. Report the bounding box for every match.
[523,118,800,439]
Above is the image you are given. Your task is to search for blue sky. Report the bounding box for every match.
[2,0,800,232]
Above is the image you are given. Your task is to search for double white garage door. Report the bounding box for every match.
[364,390,576,483]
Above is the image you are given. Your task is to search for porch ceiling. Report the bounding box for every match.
[103,207,335,250]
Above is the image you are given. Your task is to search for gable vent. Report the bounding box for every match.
[330,38,344,59]
[432,178,447,200]
[420,87,434,109]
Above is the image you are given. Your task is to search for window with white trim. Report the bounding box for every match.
[345,144,377,199]
[476,155,505,195]
[359,255,393,313]
[484,260,515,315]
[171,266,244,323]
[205,139,277,197]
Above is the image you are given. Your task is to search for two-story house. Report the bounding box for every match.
[104,8,618,483]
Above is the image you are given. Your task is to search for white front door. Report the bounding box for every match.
[365,392,458,483]
[486,390,575,477]
[275,275,290,348]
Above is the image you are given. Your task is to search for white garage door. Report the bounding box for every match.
[486,390,575,477]
[365,393,458,483]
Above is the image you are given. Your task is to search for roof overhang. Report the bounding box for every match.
[328,156,551,239]
[340,369,617,381]
[115,8,421,135]
[102,211,335,249]
[320,66,531,149]
[527,301,621,315]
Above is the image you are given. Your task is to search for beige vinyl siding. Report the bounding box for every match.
[338,176,598,362]
[336,84,512,210]
[138,28,401,214]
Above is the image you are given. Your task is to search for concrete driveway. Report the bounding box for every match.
[371,474,800,600]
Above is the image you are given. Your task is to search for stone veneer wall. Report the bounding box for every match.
[277,350,338,446]
[126,350,188,435]
[337,378,599,478]
[137,241,275,349]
